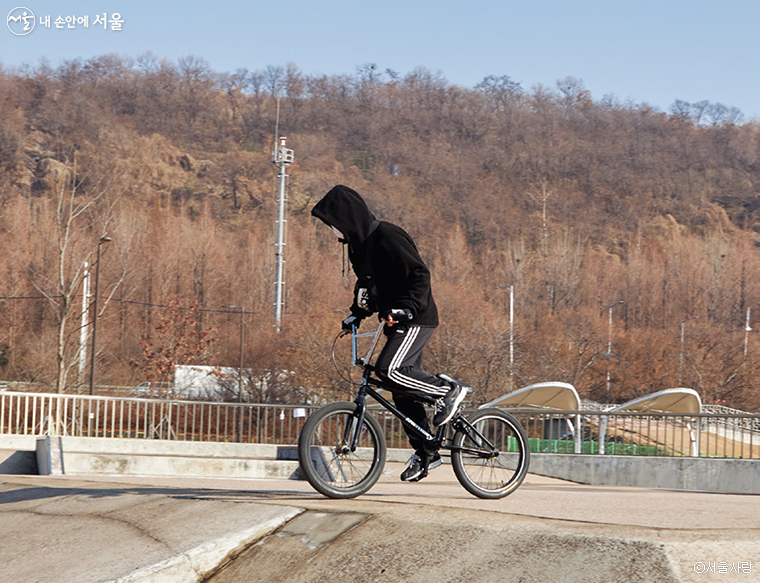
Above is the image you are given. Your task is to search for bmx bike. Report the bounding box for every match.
[297,323,530,499]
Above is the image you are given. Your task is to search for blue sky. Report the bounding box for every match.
[3,1,759,119]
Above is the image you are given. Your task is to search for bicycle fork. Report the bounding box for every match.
[337,394,367,454]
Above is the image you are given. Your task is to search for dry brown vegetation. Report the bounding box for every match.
[1,55,760,410]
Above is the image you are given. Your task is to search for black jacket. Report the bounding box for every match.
[311,185,439,327]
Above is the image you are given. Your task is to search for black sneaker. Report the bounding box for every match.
[432,382,468,426]
[436,373,474,394]
[400,450,442,482]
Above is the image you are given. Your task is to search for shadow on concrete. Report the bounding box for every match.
[0,482,322,506]
[0,450,37,474]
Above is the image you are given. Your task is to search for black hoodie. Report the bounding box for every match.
[312,185,439,327]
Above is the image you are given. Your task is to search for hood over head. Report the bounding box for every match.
[311,185,377,245]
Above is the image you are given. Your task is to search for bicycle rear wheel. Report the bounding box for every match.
[298,401,386,499]
[451,408,530,499]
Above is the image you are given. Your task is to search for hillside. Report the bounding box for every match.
[1,55,759,409]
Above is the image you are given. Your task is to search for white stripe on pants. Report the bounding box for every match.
[375,325,449,400]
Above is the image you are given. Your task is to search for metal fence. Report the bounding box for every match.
[0,391,319,445]
[513,410,760,459]
[0,390,430,449]
[1,391,759,459]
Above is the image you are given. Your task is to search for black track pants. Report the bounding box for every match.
[375,325,450,452]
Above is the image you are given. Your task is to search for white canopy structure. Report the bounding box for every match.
[598,388,702,456]
[480,382,580,411]
[605,388,702,415]
[481,382,582,452]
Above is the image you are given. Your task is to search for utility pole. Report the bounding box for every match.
[223,305,245,442]
[744,307,752,360]
[78,262,90,393]
[679,316,699,386]
[89,236,111,395]
[508,285,514,391]
[602,301,624,401]
[272,136,294,333]
[497,285,516,391]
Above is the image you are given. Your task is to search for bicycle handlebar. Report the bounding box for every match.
[350,321,385,366]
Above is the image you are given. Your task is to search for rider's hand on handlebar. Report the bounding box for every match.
[341,315,362,335]
[381,308,413,327]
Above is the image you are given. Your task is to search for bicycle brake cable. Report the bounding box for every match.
[331,331,359,386]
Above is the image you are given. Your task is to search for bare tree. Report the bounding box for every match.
[527,180,555,309]
[476,74,523,112]
[669,99,692,122]
[264,65,285,98]
[556,76,590,116]
[690,100,711,125]
[28,156,121,398]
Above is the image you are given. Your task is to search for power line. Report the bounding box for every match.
[0,295,258,315]
[101,297,259,315]
[0,295,58,300]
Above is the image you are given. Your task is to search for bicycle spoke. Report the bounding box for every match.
[298,402,386,498]
[451,409,530,498]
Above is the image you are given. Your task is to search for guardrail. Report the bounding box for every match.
[1,391,759,459]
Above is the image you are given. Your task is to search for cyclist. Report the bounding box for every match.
[311,184,470,482]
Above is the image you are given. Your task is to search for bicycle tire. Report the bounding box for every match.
[451,407,530,499]
[298,401,387,499]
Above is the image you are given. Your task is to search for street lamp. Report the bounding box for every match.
[89,236,111,395]
[679,316,699,386]
[602,301,624,401]
[224,305,245,442]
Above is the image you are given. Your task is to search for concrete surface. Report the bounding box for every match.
[1,460,759,583]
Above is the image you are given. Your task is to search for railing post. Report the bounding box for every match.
[598,415,608,455]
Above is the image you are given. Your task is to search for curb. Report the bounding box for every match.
[107,509,303,583]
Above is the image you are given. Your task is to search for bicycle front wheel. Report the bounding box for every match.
[298,401,387,499]
[451,408,530,499]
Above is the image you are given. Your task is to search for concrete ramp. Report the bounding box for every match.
[2,472,757,583]
[207,507,681,583]
[0,476,302,583]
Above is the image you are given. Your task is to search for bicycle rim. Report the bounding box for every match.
[451,408,530,499]
[298,402,386,499]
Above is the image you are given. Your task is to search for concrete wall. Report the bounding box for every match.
[0,435,415,480]
[4,434,760,494]
[33,436,304,479]
[529,453,760,494]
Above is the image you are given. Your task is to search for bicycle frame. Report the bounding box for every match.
[342,323,500,459]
